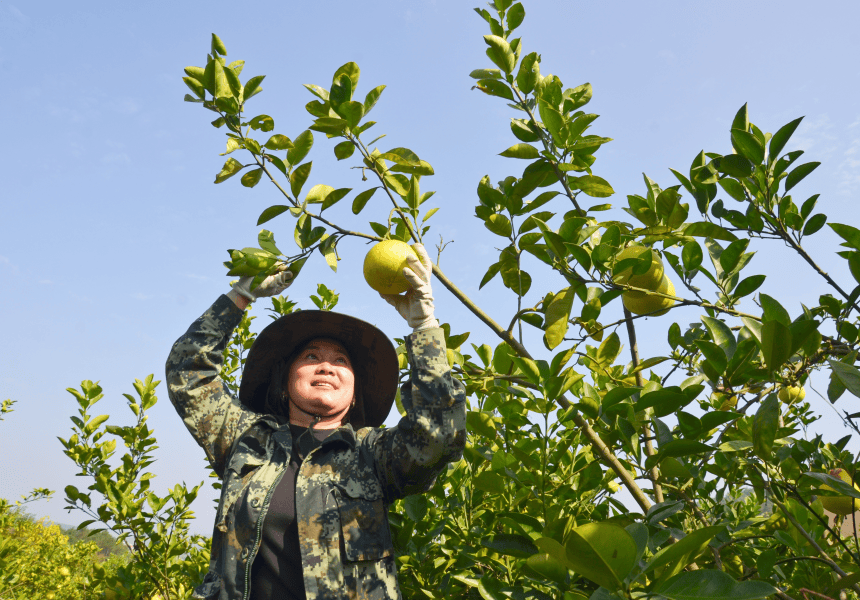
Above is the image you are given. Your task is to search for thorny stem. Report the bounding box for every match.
[623,307,664,503]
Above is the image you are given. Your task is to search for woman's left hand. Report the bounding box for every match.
[380,244,439,331]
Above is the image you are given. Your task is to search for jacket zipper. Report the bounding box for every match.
[241,463,285,600]
[241,444,323,600]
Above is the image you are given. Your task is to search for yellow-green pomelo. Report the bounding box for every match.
[819,468,860,516]
[613,245,664,290]
[622,275,676,316]
[778,385,806,404]
[363,240,419,294]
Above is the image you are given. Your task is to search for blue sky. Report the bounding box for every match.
[2,1,859,535]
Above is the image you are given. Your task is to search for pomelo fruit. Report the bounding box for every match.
[363,240,419,294]
[778,385,806,404]
[613,245,664,289]
[819,468,860,516]
[622,274,676,316]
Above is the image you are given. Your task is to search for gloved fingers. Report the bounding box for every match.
[378,292,403,308]
[402,264,428,292]
[404,253,430,285]
[413,244,433,276]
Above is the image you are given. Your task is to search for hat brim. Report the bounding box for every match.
[238,310,399,429]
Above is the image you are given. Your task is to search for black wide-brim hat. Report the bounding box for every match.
[238,310,399,429]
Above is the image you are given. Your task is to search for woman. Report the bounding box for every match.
[165,244,466,600]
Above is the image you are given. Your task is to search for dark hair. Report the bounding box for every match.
[260,338,361,423]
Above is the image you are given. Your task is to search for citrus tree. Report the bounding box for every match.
[179,2,860,598]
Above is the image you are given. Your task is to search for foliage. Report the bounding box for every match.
[177,3,860,598]
[58,377,210,600]
[0,501,122,600]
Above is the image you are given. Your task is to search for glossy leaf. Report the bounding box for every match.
[351,187,378,215]
[701,316,736,359]
[214,157,245,183]
[655,570,777,600]
[769,116,803,161]
[334,140,355,160]
[287,130,314,165]
[785,161,820,192]
[257,205,289,226]
[760,320,791,373]
[564,523,637,590]
[241,168,263,188]
[500,143,540,159]
[759,293,790,327]
[484,35,516,74]
[752,394,779,458]
[731,128,764,164]
[573,175,614,198]
[829,359,860,399]
[264,134,292,150]
[480,533,537,558]
[290,162,312,198]
[645,525,725,585]
[545,287,575,349]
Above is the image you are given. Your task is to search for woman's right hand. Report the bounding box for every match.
[228,264,294,310]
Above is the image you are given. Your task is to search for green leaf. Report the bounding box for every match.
[785,161,820,192]
[212,60,231,99]
[287,130,314,165]
[694,340,727,382]
[211,33,227,56]
[769,116,803,162]
[474,471,506,494]
[829,359,860,399]
[830,222,860,249]
[467,411,497,438]
[701,316,736,359]
[516,52,540,94]
[506,2,525,29]
[182,76,205,99]
[243,75,265,102]
[573,175,614,198]
[511,355,541,385]
[258,229,282,256]
[715,154,754,178]
[655,570,777,600]
[264,134,293,150]
[485,215,513,238]
[635,388,692,418]
[379,147,422,167]
[249,114,274,132]
[545,287,575,350]
[305,183,334,204]
[526,554,569,586]
[803,213,827,236]
[682,222,738,242]
[718,238,749,274]
[759,293,790,327]
[500,143,540,159]
[310,117,348,135]
[476,79,514,101]
[752,394,779,459]
[731,103,749,134]
[352,187,378,215]
[733,274,765,298]
[257,205,289,226]
[214,157,245,183]
[322,188,351,211]
[481,533,537,558]
[383,173,410,197]
[731,128,764,164]
[329,72,352,109]
[760,321,792,373]
[564,523,638,590]
[290,161,312,198]
[718,177,747,202]
[334,140,355,160]
[483,35,516,74]
[682,241,703,271]
[241,168,263,188]
[645,525,725,586]
[363,84,386,115]
[336,101,364,128]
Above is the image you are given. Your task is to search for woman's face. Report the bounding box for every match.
[287,338,355,425]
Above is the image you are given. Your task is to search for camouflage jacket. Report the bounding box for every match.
[165,296,466,600]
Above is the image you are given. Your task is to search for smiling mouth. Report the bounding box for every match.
[311,382,335,388]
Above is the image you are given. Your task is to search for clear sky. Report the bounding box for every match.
[2,1,859,536]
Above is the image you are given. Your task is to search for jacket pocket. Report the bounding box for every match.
[334,486,394,562]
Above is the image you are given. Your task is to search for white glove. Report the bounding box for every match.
[232,265,294,303]
[380,243,439,331]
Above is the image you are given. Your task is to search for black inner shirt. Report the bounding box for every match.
[250,423,332,600]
